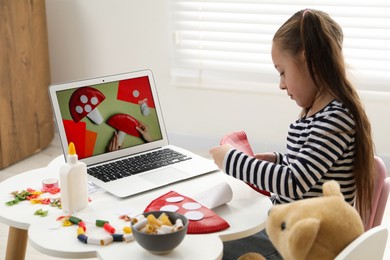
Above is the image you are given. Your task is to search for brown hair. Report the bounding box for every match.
[273,9,375,219]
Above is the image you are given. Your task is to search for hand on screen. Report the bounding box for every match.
[136,121,153,142]
[107,131,121,152]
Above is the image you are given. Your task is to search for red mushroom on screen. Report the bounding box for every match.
[69,87,106,125]
[107,114,141,146]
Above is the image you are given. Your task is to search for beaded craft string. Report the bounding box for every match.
[59,215,137,246]
[60,212,185,246]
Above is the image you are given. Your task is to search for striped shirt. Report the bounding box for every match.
[223,100,356,205]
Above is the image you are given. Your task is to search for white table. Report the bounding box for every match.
[0,156,272,259]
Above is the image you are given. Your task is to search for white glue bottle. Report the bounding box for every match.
[60,142,88,213]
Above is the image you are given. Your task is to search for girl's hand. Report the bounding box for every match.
[209,144,233,169]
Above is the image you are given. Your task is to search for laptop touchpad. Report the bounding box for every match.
[141,167,189,185]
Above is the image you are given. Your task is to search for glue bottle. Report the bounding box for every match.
[60,142,88,213]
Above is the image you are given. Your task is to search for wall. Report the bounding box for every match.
[45,0,390,168]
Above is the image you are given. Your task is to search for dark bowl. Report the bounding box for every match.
[131,211,189,255]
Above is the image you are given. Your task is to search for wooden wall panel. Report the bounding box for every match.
[0,0,53,169]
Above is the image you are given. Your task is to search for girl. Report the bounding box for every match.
[210,9,375,259]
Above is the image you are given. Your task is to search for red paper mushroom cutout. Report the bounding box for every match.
[69,87,106,125]
[107,114,141,146]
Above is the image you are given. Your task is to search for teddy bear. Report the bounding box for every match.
[238,180,364,260]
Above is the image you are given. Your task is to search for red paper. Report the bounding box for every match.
[220,131,271,197]
[144,191,230,234]
[220,131,255,156]
[84,130,97,157]
[117,76,155,108]
[63,120,86,159]
[106,114,141,137]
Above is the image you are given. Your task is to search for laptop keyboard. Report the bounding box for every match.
[87,148,192,183]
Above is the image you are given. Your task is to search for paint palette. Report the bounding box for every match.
[144,191,230,234]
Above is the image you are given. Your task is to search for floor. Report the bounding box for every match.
[0,135,389,259]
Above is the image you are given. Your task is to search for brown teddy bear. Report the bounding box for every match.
[238,180,364,260]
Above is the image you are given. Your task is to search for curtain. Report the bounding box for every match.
[171,0,390,92]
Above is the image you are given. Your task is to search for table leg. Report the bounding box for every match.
[5,226,28,260]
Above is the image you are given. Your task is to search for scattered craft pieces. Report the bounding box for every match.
[119,215,132,222]
[34,208,49,217]
[4,185,90,214]
[63,219,73,227]
[69,216,83,224]
[5,197,21,206]
[123,226,132,234]
[103,223,116,234]
[50,198,62,209]
[5,186,61,207]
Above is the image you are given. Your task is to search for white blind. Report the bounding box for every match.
[171,0,390,92]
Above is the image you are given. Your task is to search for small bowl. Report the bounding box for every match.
[131,211,189,255]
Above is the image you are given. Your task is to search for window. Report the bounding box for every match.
[171,0,390,92]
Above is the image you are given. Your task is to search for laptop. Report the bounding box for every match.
[49,69,218,197]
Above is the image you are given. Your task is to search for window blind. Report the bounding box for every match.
[171,0,390,92]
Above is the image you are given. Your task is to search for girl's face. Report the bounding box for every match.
[271,42,318,109]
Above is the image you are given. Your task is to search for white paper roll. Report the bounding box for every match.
[193,182,233,209]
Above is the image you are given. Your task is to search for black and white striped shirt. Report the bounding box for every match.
[223,100,356,205]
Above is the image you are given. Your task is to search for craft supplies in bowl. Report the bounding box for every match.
[131,211,188,255]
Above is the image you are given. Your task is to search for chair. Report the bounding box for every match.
[334,225,388,260]
[362,156,390,231]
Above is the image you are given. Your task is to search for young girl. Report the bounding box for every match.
[210,9,375,259]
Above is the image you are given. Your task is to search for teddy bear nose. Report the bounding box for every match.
[281,221,286,231]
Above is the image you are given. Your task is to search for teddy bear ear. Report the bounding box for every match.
[322,180,343,198]
[288,218,320,260]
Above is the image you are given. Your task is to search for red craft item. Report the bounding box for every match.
[220,131,271,197]
[220,131,255,156]
[63,120,86,159]
[84,130,98,157]
[117,76,155,108]
[107,113,141,137]
[69,86,106,124]
[144,191,230,234]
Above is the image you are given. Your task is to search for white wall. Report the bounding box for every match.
[45,0,390,168]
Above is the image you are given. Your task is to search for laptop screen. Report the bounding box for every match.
[50,70,165,163]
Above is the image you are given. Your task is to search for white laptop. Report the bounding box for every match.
[49,69,218,197]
